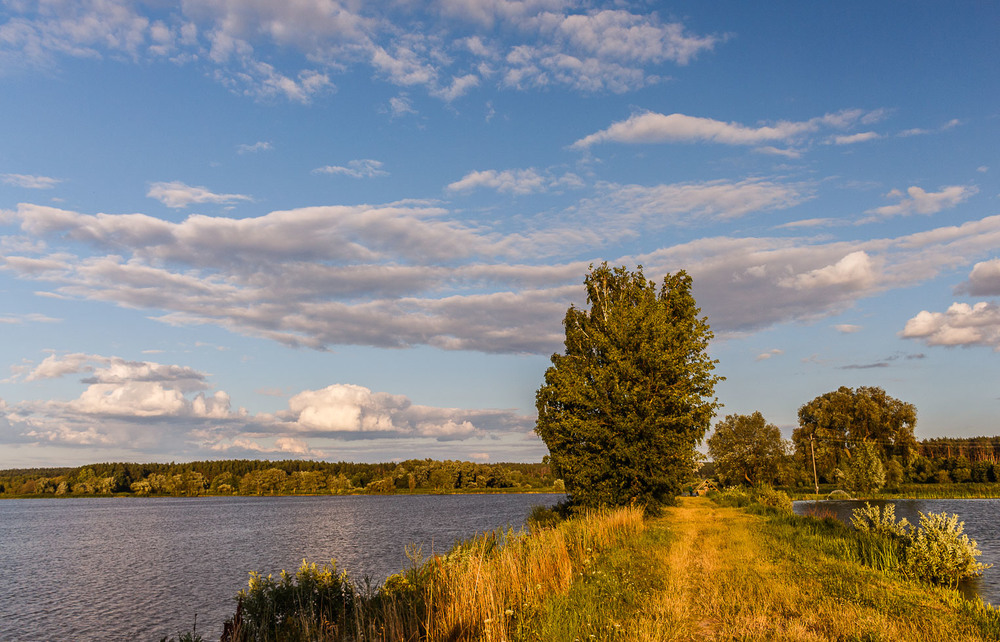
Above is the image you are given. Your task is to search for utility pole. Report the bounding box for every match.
[810,434,820,496]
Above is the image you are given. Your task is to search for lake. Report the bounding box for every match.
[0,493,563,642]
[793,498,1000,606]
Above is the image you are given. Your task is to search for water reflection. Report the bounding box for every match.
[0,493,563,641]
[793,498,1000,606]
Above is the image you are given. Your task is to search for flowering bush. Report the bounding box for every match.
[905,511,991,587]
[849,504,991,587]
[850,503,910,538]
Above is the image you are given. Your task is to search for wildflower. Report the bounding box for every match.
[505,609,514,616]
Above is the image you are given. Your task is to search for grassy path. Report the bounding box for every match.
[530,497,999,641]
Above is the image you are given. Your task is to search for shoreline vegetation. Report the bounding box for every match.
[0,459,562,499]
[164,494,999,641]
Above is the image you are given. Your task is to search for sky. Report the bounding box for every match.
[0,1,998,469]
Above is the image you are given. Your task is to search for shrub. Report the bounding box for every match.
[224,560,357,641]
[848,504,992,587]
[754,486,793,514]
[850,503,910,538]
[905,511,991,587]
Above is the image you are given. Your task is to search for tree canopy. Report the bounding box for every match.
[792,386,916,483]
[535,263,722,514]
[708,412,789,486]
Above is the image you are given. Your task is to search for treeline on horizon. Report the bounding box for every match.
[0,458,558,497]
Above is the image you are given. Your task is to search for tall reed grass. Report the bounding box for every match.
[222,505,645,641]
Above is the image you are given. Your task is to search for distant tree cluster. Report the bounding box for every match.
[704,385,1000,493]
[0,459,557,498]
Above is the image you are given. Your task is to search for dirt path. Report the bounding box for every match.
[621,497,996,641]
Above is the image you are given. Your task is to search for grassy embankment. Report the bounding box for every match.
[785,482,1000,501]
[213,496,999,641]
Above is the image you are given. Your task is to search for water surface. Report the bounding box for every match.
[793,498,1000,606]
[0,493,562,641]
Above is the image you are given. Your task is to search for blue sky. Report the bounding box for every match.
[1,1,998,468]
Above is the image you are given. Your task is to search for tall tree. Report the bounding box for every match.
[535,264,722,514]
[792,386,916,482]
[708,412,789,486]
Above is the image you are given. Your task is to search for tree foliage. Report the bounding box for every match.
[844,440,886,494]
[535,263,722,514]
[707,412,789,486]
[792,386,916,483]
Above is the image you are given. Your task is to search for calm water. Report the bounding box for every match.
[793,498,1000,606]
[0,493,563,642]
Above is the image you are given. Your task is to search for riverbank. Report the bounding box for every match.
[211,497,1000,641]
[786,482,1000,501]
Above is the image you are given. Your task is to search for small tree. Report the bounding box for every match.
[535,264,722,514]
[707,412,788,486]
[844,440,886,495]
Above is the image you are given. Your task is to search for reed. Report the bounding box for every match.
[222,505,645,641]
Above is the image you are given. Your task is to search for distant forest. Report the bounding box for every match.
[0,459,559,497]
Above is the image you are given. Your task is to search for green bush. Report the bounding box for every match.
[225,560,357,641]
[850,503,910,538]
[754,486,793,514]
[905,511,991,587]
[848,504,991,587]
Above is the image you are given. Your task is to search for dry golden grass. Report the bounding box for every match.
[615,497,998,641]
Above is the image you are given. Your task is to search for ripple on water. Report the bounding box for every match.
[0,493,562,641]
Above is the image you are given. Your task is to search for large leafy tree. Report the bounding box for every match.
[535,264,722,514]
[708,412,789,486]
[792,386,916,483]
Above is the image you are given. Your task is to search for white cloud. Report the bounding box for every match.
[237,141,272,154]
[956,259,1000,296]
[313,160,388,179]
[832,131,880,145]
[388,95,416,117]
[572,109,875,149]
[782,251,877,292]
[753,146,803,159]
[755,349,783,361]
[147,181,253,208]
[580,178,812,226]
[9,196,1000,356]
[1,174,61,189]
[0,354,535,457]
[0,312,60,325]
[282,383,528,440]
[447,167,583,195]
[901,302,1000,350]
[834,324,863,333]
[863,185,976,221]
[0,0,719,103]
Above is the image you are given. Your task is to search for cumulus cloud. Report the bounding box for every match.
[313,160,388,179]
[281,383,503,440]
[1,353,534,457]
[147,181,253,208]
[2,174,61,189]
[901,302,1000,350]
[956,259,1000,296]
[8,197,1000,356]
[862,185,976,221]
[572,109,876,149]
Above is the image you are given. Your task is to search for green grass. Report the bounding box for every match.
[785,482,1000,500]
[207,496,1000,640]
